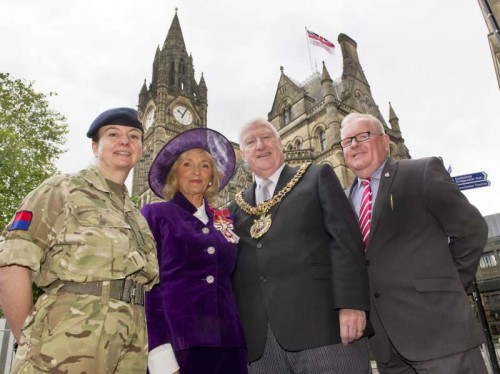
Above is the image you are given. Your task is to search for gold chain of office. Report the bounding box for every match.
[235,163,311,215]
[235,163,311,238]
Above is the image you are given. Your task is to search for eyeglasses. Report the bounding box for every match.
[340,131,383,148]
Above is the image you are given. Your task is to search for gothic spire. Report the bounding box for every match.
[163,9,187,53]
[139,79,149,108]
[198,72,207,103]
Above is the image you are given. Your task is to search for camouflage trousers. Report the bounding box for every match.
[12,290,148,373]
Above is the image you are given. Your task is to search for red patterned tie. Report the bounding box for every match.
[359,178,372,249]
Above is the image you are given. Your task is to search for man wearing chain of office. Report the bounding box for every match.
[229,118,373,373]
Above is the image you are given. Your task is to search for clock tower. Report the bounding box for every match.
[132,9,208,204]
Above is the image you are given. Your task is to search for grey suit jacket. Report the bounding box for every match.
[230,163,372,362]
[349,157,487,362]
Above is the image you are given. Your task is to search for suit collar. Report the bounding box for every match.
[243,164,297,206]
[171,191,212,218]
[275,164,296,193]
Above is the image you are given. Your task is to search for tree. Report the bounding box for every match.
[0,73,68,317]
[0,73,68,229]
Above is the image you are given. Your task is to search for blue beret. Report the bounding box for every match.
[87,107,144,138]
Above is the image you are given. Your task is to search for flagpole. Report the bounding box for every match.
[305,27,314,75]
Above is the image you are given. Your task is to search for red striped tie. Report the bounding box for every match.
[359,178,372,249]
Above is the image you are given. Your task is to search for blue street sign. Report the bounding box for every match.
[457,180,491,191]
[452,172,488,184]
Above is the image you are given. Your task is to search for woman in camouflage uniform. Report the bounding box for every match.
[0,107,159,373]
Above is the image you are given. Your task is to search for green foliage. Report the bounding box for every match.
[0,73,69,229]
[0,73,68,318]
[129,195,141,209]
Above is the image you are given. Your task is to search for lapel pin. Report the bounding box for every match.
[385,172,390,178]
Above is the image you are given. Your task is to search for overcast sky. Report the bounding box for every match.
[2,0,499,216]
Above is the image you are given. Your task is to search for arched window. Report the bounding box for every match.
[295,139,301,150]
[282,104,292,126]
[318,129,327,151]
[287,144,294,152]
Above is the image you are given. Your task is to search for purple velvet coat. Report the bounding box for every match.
[141,192,246,352]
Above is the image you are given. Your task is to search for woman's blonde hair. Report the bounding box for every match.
[162,148,222,204]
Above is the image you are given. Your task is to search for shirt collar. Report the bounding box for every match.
[357,158,387,184]
[254,163,286,188]
[193,200,209,224]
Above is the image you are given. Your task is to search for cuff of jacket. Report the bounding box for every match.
[148,343,179,374]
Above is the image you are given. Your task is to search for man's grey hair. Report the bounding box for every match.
[239,118,281,150]
[340,113,385,135]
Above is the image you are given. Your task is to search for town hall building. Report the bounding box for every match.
[131,10,411,207]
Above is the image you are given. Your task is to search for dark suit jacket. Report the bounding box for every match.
[230,163,372,362]
[348,157,488,363]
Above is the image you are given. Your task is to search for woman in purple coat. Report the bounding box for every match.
[142,128,247,374]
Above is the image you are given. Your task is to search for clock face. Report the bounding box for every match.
[145,108,155,129]
[173,105,193,126]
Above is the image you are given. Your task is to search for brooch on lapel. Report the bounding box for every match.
[210,208,240,243]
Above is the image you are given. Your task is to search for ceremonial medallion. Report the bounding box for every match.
[250,214,272,239]
[235,163,311,239]
[211,208,240,243]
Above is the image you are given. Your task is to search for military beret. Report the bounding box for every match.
[87,107,144,138]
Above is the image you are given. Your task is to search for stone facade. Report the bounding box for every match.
[131,11,411,207]
[478,0,500,90]
[267,33,410,189]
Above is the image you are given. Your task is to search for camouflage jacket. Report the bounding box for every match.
[0,166,159,290]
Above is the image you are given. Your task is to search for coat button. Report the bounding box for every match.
[374,292,380,298]
[256,243,263,249]
[206,275,215,283]
[207,246,215,254]
[202,227,210,234]
[260,276,267,283]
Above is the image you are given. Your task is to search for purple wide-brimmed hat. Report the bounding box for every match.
[148,128,236,198]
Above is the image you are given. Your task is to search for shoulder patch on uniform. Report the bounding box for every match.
[9,210,33,231]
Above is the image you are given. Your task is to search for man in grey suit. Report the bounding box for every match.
[230,118,372,374]
[341,112,488,373]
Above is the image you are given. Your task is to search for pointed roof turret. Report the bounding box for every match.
[150,47,161,92]
[388,101,398,122]
[388,102,401,133]
[321,61,333,84]
[198,72,207,103]
[321,61,336,104]
[163,9,187,53]
[199,72,207,89]
[139,79,149,108]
